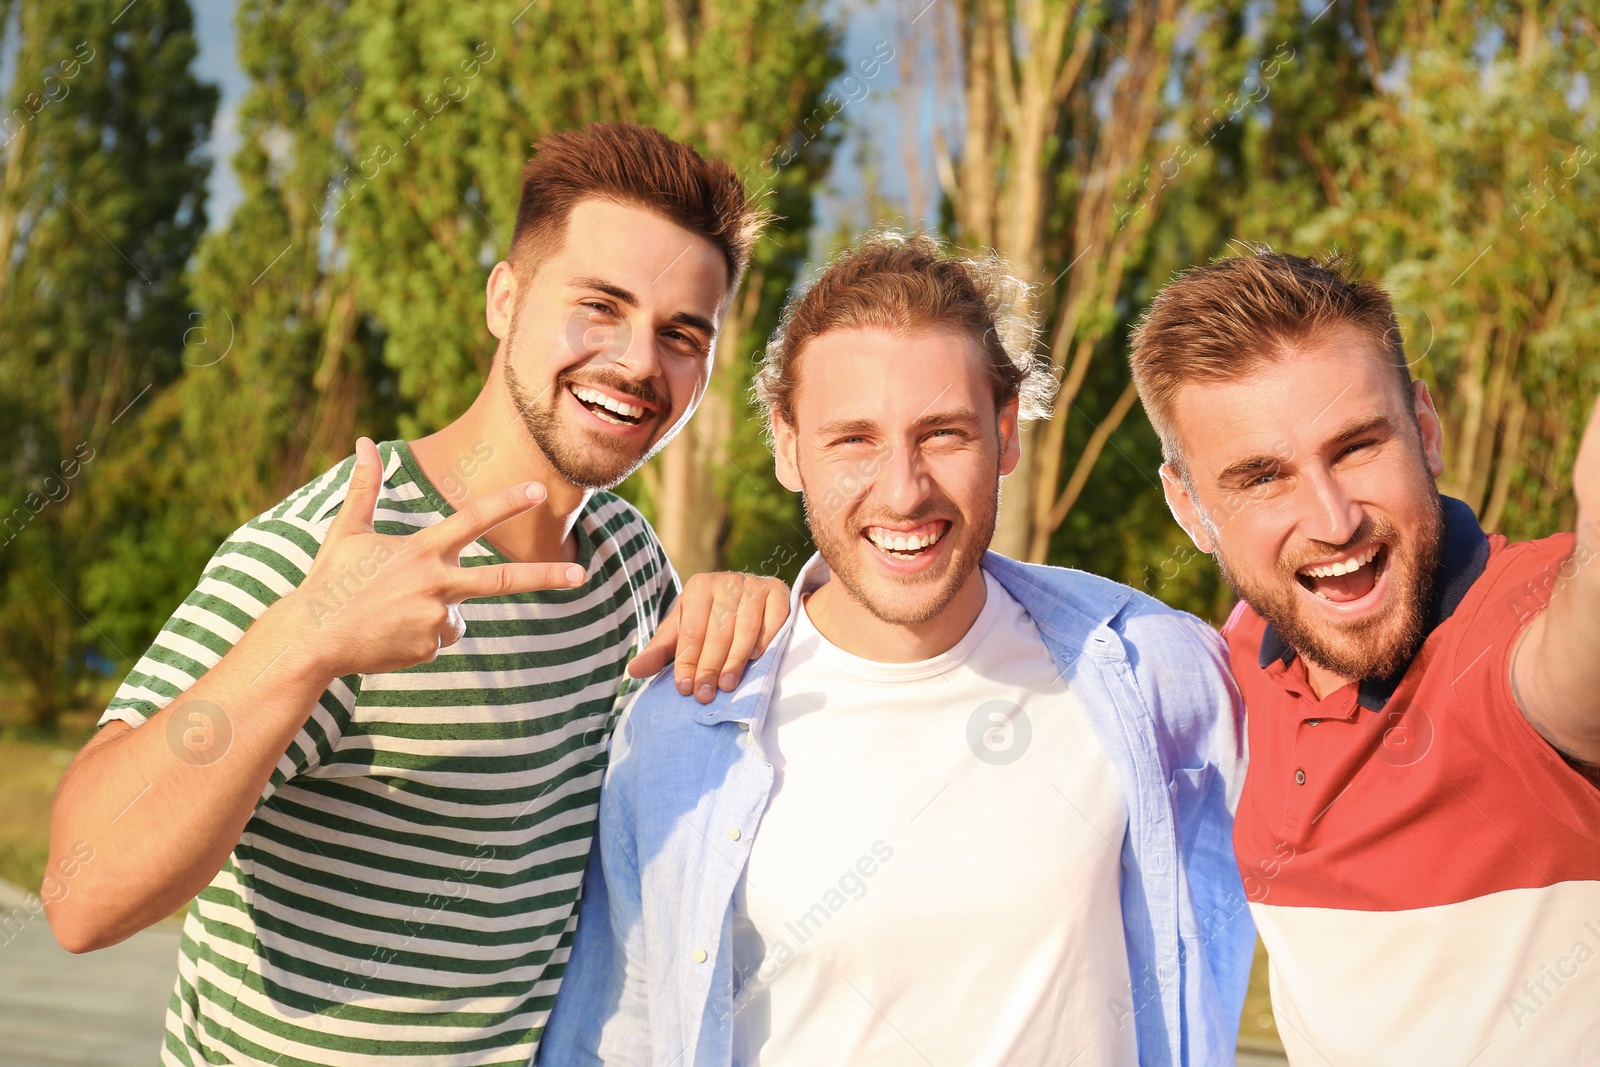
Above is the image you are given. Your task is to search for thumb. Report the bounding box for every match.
[627,612,680,679]
[332,437,383,536]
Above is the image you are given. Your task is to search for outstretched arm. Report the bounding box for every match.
[1512,396,1600,767]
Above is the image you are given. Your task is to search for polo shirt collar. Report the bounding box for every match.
[1258,495,1491,711]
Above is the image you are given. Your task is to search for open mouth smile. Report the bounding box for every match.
[1295,542,1389,605]
[568,383,651,427]
[862,520,949,561]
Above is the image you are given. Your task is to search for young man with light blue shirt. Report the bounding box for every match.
[541,232,1253,1066]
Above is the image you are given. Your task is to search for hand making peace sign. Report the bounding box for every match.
[289,438,587,678]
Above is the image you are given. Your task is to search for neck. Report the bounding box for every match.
[408,364,588,564]
[804,565,989,663]
[1303,659,1358,701]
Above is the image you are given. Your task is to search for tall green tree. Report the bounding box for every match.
[0,0,215,725]
[80,0,397,671]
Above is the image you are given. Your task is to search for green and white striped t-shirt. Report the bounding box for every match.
[100,441,677,1067]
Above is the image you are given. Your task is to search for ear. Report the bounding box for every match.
[772,416,803,493]
[1160,463,1216,554]
[997,397,1022,477]
[486,260,518,343]
[1412,379,1445,479]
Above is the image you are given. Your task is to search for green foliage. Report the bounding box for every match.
[7,0,1600,713]
[0,0,215,723]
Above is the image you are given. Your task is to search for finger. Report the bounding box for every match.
[671,585,713,698]
[690,577,744,703]
[753,581,789,659]
[331,438,383,537]
[425,482,548,558]
[714,590,769,693]
[450,560,586,600]
[627,613,679,679]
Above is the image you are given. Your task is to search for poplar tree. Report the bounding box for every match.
[0,0,214,725]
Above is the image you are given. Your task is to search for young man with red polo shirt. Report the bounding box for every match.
[1130,252,1600,1066]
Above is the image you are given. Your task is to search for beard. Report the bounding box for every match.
[502,315,670,492]
[1212,496,1443,682]
[799,462,1001,628]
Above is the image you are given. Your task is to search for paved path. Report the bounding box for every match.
[0,880,177,1066]
[0,882,1291,1067]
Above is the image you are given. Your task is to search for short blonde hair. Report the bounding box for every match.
[752,230,1054,432]
[1129,248,1411,466]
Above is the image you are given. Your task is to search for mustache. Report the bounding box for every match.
[1280,517,1399,575]
[850,509,953,531]
[557,367,667,412]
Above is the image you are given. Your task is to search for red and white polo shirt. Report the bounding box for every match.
[1226,497,1600,1066]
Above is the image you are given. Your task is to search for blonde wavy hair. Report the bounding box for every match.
[752,230,1055,436]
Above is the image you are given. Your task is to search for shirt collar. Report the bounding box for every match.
[1258,495,1491,711]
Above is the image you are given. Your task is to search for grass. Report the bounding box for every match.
[0,734,82,894]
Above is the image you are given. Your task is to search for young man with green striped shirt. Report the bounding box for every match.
[45,123,787,1067]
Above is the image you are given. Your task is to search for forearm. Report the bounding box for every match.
[45,594,337,951]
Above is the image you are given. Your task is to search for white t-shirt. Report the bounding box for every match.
[730,562,1137,1067]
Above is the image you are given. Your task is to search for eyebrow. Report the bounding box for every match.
[569,276,717,337]
[1214,413,1395,486]
[814,406,983,439]
[1324,412,1393,447]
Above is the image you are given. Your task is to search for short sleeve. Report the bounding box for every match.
[1442,533,1598,807]
[652,537,682,629]
[100,508,359,804]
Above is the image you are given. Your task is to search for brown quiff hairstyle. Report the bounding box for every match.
[1129,249,1412,469]
[509,122,764,294]
[753,230,1055,436]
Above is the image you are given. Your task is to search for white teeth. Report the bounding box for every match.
[1301,544,1381,579]
[865,526,945,553]
[571,385,644,420]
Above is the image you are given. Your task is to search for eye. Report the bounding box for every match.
[1242,470,1280,488]
[663,327,709,356]
[1337,439,1375,459]
[580,300,615,317]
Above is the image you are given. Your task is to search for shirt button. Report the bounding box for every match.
[1307,719,1321,727]
[738,721,750,731]
[1294,769,1306,785]
[727,826,742,841]
[692,948,707,963]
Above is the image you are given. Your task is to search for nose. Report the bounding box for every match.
[604,326,665,384]
[1300,464,1364,547]
[875,438,931,517]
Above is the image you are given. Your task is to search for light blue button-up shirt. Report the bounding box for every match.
[540,553,1253,1067]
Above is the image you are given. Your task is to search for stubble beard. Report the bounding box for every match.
[799,465,1001,628]
[502,312,668,491]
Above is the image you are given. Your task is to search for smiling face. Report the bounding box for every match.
[772,326,1021,629]
[489,198,729,490]
[1163,325,1447,683]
